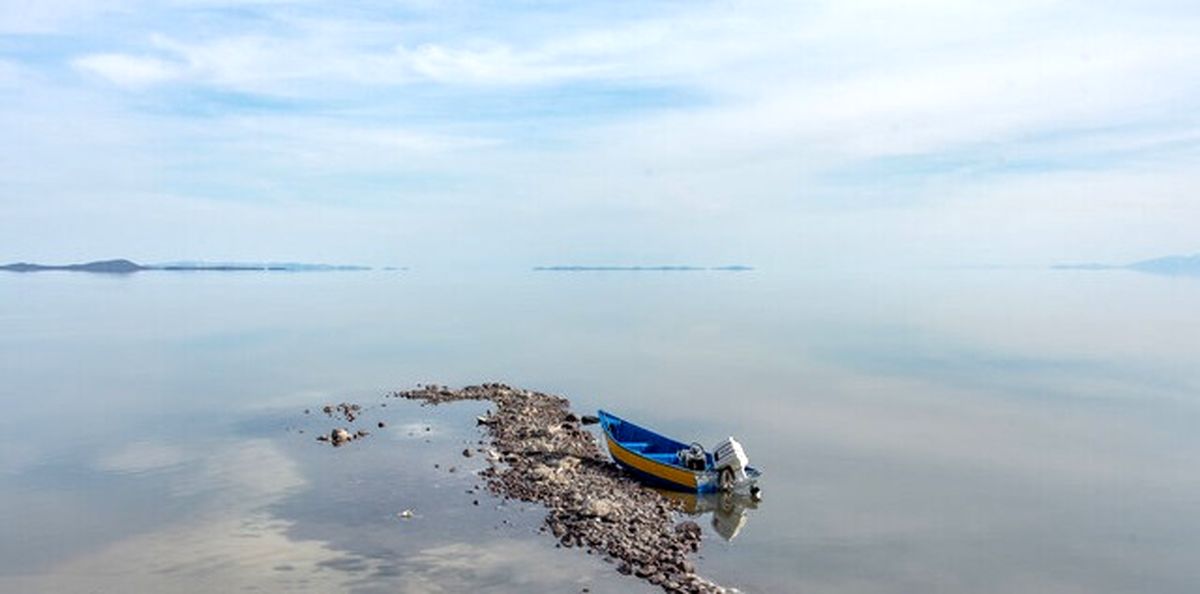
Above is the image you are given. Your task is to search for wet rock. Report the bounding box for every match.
[331,428,352,446]
[462,448,472,458]
[674,520,702,541]
[580,414,600,425]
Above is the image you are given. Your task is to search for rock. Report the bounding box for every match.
[331,428,352,446]
[462,448,472,457]
[580,414,600,425]
[674,520,702,541]
[378,421,386,428]
[584,498,616,519]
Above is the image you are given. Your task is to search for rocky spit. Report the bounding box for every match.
[392,383,733,594]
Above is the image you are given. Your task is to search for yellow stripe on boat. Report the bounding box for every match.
[606,435,698,489]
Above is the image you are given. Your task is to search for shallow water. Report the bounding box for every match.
[1,268,1198,593]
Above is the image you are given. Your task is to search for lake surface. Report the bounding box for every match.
[1,268,1198,593]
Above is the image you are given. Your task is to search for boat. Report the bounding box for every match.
[597,410,762,496]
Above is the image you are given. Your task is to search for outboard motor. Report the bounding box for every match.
[712,437,750,491]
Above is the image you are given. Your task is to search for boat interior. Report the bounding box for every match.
[601,411,714,467]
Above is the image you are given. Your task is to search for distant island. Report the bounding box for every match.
[1053,254,1200,276]
[1,259,373,273]
[533,265,754,272]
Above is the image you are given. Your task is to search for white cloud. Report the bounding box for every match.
[73,53,182,87]
[0,0,132,34]
[396,42,607,85]
[0,58,24,87]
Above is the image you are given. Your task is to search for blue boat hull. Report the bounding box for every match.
[598,410,757,493]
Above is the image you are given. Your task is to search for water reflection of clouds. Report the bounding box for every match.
[94,441,190,475]
[751,369,1199,491]
[2,439,339,593]
[815,326,1198,405]
[393,539,637,593]
[10,511,358,594]
[167,439,306,505]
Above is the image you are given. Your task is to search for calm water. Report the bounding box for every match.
[1,268,1198,593]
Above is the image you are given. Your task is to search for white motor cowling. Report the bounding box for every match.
[712,437,750,491]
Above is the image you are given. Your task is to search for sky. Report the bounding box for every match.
[1,0,1198,268]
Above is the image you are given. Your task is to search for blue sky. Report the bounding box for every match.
[2,0,1198,267]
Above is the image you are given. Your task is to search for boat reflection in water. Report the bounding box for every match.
[656,489,760,541]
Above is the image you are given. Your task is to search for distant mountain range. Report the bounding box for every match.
[0,259,373,273]
[1053,254,1200,276]
[533,265,754,272]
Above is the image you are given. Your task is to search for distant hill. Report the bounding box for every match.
[1127,254,1200,275]
[1,259,372,273]
[533,265,754,272]
[1,259,145,273]
[153,261,372,271]
[1053,254,1200,276]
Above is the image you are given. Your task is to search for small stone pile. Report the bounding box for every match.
[315,426,370,447]
[311,403,370,446]
[394,383,731,594]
